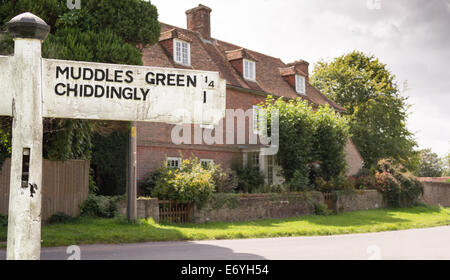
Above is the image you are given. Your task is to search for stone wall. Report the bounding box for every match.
[335,190,385,213]
[116,184,449,224]
[192,192,324,223]
[117,197,159,222]
[421,181,450,207]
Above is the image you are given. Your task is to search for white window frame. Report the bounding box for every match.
[296,74,306,95]
[243,59,256,81]
[200,159,214,169]
[166,157,181,169]
[173,39,190,66]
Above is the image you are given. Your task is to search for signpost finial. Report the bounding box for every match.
[6,12,50,41]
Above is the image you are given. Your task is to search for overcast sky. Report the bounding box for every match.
[152,0,450,156]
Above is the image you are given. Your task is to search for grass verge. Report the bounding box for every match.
[0,205,449,248]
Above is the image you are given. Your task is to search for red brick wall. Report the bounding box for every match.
[136,88,267,181]
[159,39,174,58]
[229,59,243,76]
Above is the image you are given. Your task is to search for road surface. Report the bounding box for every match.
[1,226,450,260]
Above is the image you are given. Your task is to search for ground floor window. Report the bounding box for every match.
[200,159,214,169]
[166,157,181,169]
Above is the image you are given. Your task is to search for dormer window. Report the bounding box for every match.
[295,74,305,95]
[174,39,190,66]
[243,59,256,81]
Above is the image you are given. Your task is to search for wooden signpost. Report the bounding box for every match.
[0,12,226,260]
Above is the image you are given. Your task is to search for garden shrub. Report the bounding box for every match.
[140,168,164,196]
[314,175,355,192]
[231,157,265,193]
[287,170,312,192]
[151,158,216,208]
[48,212,74,224]
[314,203,334,216]
[260,96,350,184]
[254,184,288,193]
[375,159,423,207]
[80,194,119,218]
[211,165,239,193]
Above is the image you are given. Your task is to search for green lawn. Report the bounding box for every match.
[1,205,450,248]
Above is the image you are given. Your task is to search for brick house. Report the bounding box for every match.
[136,4,363,185]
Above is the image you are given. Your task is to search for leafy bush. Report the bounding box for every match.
[211,166,239,193]
[140,168,165,197]
[151,158,216,208]
[231,157,265,193]
[48,212,74,224]
[314,203,334,216]
[0,214,7,227]
[287,170,312,192]
[375,159,423,207]
[446,179,450,183]
[80,194,119,218]
[261,96,350,184]
[314,175,355,192]
[254,184,288,193]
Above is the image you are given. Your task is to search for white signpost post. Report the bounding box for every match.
[0,12,226,260]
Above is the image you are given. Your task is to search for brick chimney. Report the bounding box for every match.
[291,60,309,79]
[186,4,212,39]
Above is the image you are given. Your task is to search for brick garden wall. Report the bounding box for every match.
[335,190,385,213]
[192,192,324,223]
[421,181,450,207]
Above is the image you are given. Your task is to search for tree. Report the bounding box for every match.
[261,96,350,188]
[415,149,443,177]
[0,0,161,193]
[311,51,417,169]
[442,152,450,176]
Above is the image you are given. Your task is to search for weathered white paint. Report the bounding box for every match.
[6,39,43,260]
[42,59,226,125]
[0,56,13,116]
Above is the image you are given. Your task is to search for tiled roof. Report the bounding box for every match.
[225,48,258,62]
[159,28,193,42]
[141,22,345,112]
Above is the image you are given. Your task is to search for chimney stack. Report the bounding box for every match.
[293,60,309,78]
[186,4,212,39]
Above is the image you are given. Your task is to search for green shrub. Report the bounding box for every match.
[251,183,289,194]
[314,203,334,216]
[287,170,312,192]
[211,165,238,193]
[80,194,119,218]
[48,212,74,224]
[314,175,355,192]
[446,179,450,183]
[0,214,7,227]
[375,159,423,208]
[260,96,350,183]
[231,157,265,193]
[151,158,216,208]
[140,168,164,197]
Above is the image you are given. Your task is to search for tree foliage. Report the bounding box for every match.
[443,152,450,177]
[415,149,443,177]
[311,51,416,169]
[0,0,160,163]
[261,96,350,187]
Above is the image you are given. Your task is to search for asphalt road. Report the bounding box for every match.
[1,226,450,260]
